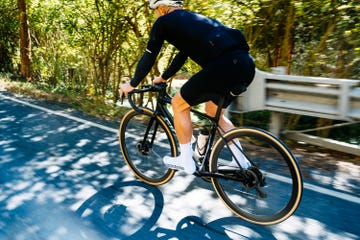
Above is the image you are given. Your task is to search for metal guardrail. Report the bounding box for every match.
[229,69,360,156]
[230,69,360,120]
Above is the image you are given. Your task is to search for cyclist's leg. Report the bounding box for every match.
[202,53,254,168]
[172,93,193,144]
[180,60,252,169]
[163,93,196,174]
[205,101,251,168]
[163,68,216,174]
[204,101,232,133]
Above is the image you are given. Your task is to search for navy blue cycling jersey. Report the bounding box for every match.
[130,9,250,87]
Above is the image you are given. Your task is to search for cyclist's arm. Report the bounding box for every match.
[130,20,164,87]
[161,51,188,80]
[130,51,157,87]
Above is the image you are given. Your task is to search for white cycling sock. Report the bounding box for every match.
[229,140,251,169]
[163,143,196,174]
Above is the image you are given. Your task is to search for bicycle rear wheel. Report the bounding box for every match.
[210,127,303,225]
[119,108,177,185]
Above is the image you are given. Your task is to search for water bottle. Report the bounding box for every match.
[194,127,209,161]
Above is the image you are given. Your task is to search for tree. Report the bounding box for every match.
[18,0,32,80]
[2,0,359,100]
[291,0,360,78]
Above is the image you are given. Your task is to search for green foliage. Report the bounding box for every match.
[0,0,359,104]
[292,0,360,78]
[0,0,19,72]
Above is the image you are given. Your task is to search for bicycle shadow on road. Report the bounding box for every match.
[75,180,277,240]
[75,180,164,239]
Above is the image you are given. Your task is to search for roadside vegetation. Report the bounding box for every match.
[0,73,126,120]
[1,0,359,139]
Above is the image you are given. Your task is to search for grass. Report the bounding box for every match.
[0,73,128,121]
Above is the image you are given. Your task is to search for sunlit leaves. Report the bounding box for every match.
[0,0,359,97]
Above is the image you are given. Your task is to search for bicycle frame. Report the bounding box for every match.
[128,83,238,175]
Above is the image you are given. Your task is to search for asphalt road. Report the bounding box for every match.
[0,90,359,240]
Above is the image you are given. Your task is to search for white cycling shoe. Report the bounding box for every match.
[163,156,196,174]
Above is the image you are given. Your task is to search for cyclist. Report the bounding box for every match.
[120,0,255,174]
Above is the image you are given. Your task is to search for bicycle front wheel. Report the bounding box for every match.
[210,127,303,225]
[119,108,177,186]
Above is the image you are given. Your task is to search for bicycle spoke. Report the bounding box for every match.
[119,109,176,185]
[217,181,264,198]
[210,128,302,225]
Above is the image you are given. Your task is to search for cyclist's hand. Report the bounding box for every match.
[119,83,135,98]
[152,76,166,85]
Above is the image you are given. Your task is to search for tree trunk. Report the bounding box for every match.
[281,1,295,74]
[18,0,32,81]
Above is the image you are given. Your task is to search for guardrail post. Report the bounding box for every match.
[269,112,285,136]
[268,67,288,136]
[338,83,351,119]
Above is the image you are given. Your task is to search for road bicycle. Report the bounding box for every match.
[118,83,303,225]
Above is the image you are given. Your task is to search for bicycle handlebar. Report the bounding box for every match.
[130,83,166,95]
[126,83,168,112]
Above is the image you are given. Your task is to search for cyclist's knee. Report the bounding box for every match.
[172,93,191,112]
[205,101,219,117]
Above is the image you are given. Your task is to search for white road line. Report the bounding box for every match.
[303,182,359,204]
[1,93,359,204]
[0,93,118,134]
[265,172,360,204]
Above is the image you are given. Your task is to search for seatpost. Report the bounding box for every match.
[214,96,226,122]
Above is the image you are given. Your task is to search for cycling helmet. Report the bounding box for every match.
[149,0,183,10]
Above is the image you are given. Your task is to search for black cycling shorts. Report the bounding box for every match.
[180,50,255,108]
